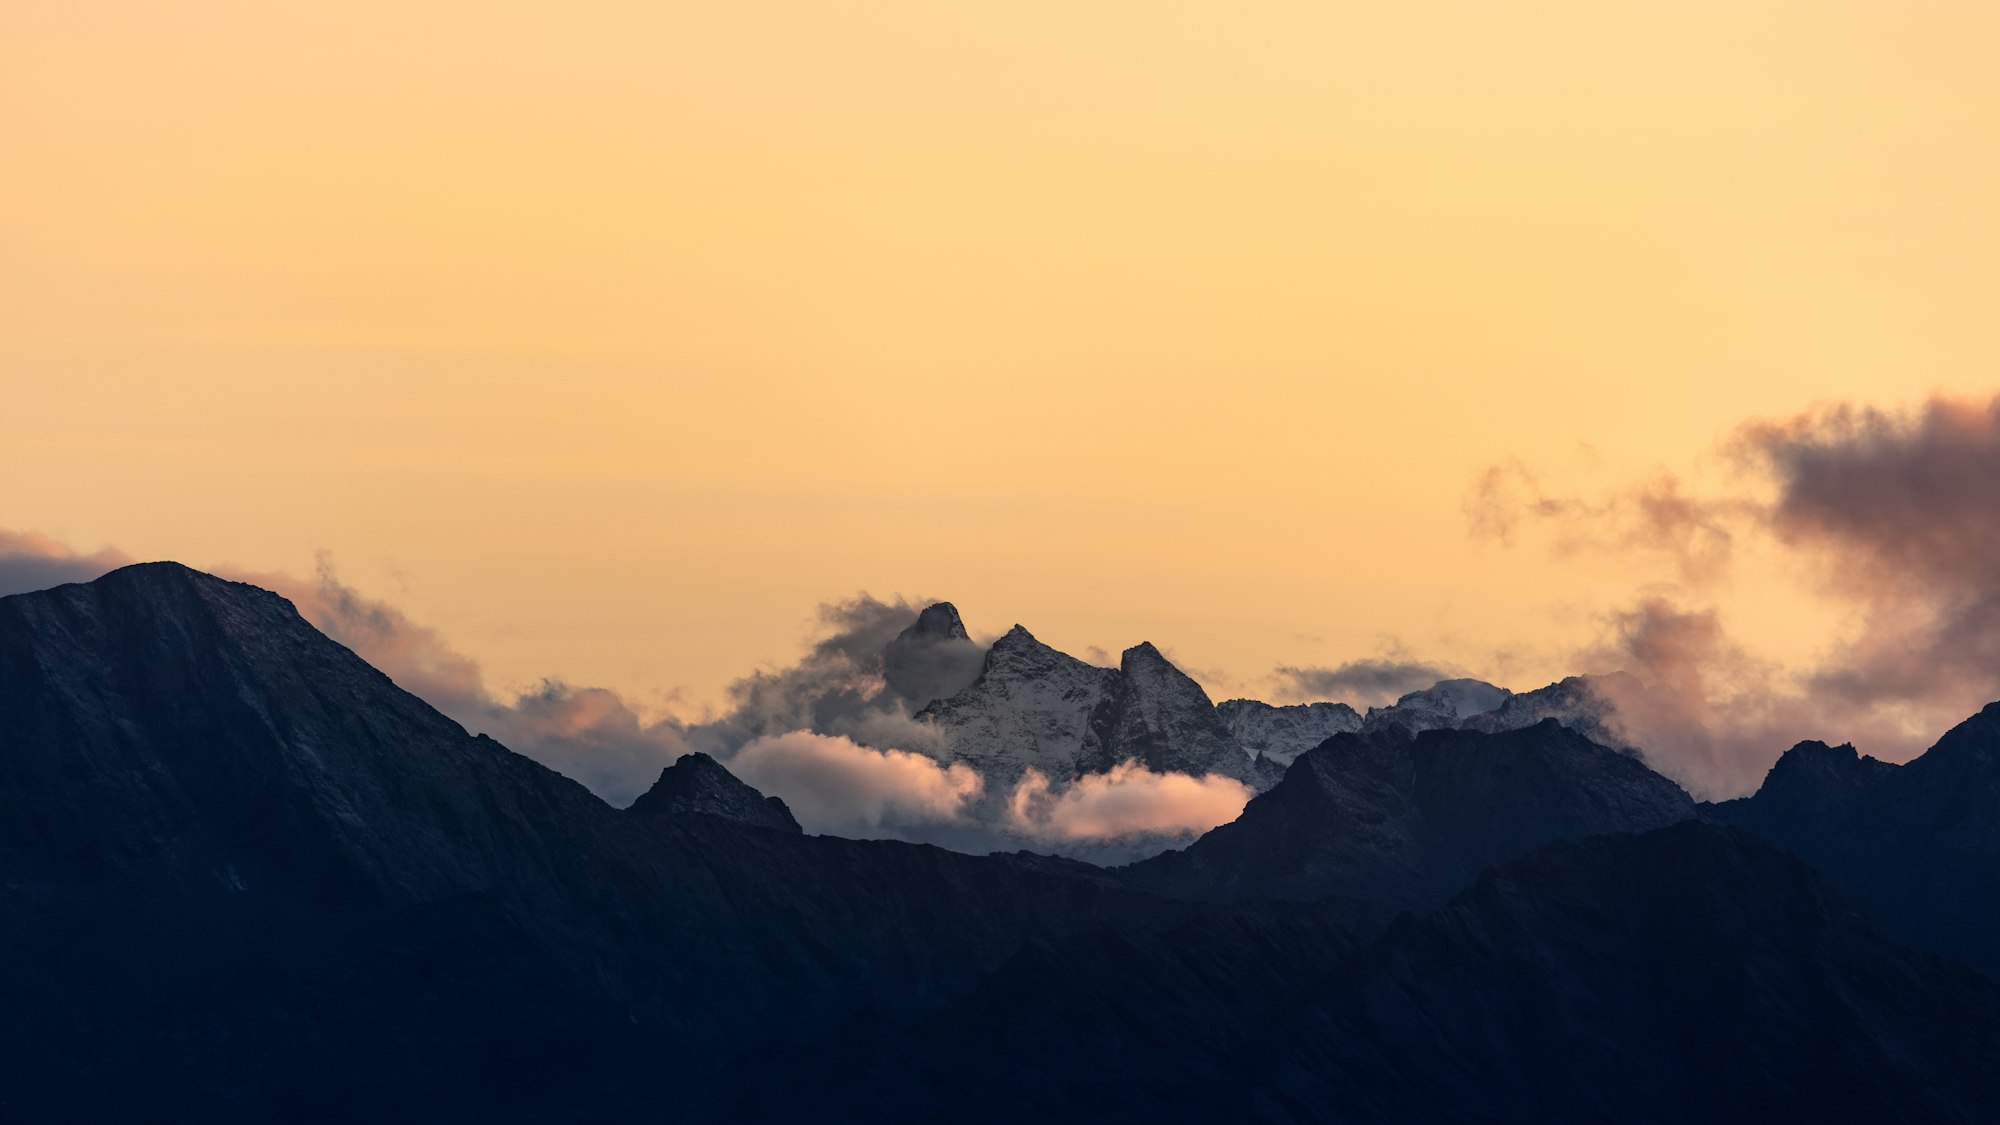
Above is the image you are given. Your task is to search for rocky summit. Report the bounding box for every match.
[628,752,804,833]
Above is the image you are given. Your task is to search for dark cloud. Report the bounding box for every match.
[1272,657,1460,707]
[0,530,131,597]
[684,594,986,759]
[1743,395,2000,713]
[1490,393,2000,798]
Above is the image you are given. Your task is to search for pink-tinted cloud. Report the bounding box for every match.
[1467,461,1748,584]
[725,731,984,840]
[0,529,131,597]
[1008,762,1250,842]
[220,554,692,806]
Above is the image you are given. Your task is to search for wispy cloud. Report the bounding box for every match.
[1270,657,1462,707]
[1478,392,2000,798]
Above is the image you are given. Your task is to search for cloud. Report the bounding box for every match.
[724,732,1249,859]
[1008,763,1250,842]
[231,552,487,714]
[0,529,131,597]
[1487,392,2000,798]
[1741,395,2000,714]
[685,594,985,760]
[225,553,690,807]
[1466,461,1748,584]
[1272,657,1459,706]
[725,731,985,840]
[481,681,695,807]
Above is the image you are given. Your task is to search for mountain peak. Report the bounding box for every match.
[628,752,802,833]
[1086,643,1255,782]
[883,601,985,707]
[907,602,969,641]
[1362,678,1512,734]
[1125,722,1695,909]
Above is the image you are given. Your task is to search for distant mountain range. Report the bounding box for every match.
[890,601,1638,794]
[4,564,1999,1121]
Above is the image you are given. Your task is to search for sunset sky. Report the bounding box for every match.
[6,1,1997,733]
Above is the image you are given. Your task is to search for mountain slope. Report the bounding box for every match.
[912,624,1121,784]
[1079,641,1256,782]
[1712,706,2000,975]
[915,627,1255,786]
[1216,698,1362,768]
[1121,720,1696,909]
[704,823,2000,1124]
[627,752,803,833]
[0,565,1191,1121]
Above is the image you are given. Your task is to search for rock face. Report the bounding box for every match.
[1361,677,1513,733]
[1708,707,2000,976]
[882,601,984,707]
[628,752,802,833]
[1460,672,1638,752]
[1079,642,1256,782]
[1215,698,1363,768]
[894,609,1633,797]
[717,824,2000,1125]
[1121,720,1698,909]
[917,629,1257,787]
[913,624,1122,784]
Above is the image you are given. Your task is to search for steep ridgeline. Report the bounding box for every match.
[1079,641,1253,781]
[914,626,1258,786]
[707,823,2000,1125]
[913,624,1122,784]
[1360,677,1511,733]
[628,752,803,834]
[898,603,1644,792]
[0,565,1191,1122]
[1707,707,2000,977]
[1121,721,1697,910]
[1355,673,1642,758]
[1215,698,1362,769]
[1460,672,1641,753]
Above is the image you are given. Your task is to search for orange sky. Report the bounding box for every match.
[4,1,1997,717]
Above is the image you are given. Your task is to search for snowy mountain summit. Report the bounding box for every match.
[897,604,1639,793]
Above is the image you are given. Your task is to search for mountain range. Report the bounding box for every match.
[891,602,1638,797]
[4,564,1999,1121]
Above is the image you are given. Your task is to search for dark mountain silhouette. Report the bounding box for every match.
[1120,721,1696,910]
[701,823,2000,1124]
[4,563,1998,1122]
[1708,707,2000,976]
[627,751,803,832]
[0,565,1188,1121]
